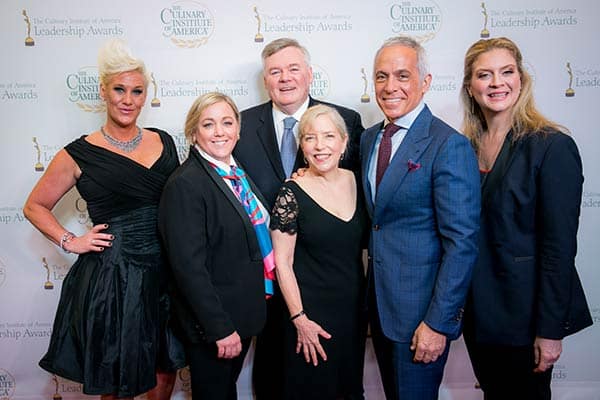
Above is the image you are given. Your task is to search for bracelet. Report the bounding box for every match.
[59,231,75,254]
[290,310,306,321]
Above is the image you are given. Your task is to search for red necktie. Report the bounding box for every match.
[375,123,401,189]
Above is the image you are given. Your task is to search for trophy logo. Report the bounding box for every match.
[480,2,490,38]
[42,257,54,290]
[253,6,264,43]
[22,9,35,46]
[150,73,161,107]
[0,257,7,289]
[33,137,45,171]
[52,375,62,400]
[75,197,91,226]
[565,62,575,97]
[360,68,370,103]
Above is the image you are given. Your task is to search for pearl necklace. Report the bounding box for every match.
[101,126,143,152]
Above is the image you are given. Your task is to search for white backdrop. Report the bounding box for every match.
[1,0,599,399]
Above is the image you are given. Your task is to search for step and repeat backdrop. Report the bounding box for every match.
[1,0,599,399]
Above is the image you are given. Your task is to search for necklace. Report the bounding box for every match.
[101,126,143,152]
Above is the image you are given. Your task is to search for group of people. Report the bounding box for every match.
[23,33,592,400]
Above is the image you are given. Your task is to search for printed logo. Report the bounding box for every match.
[253,6,264,42]
[0,368,16,399]
[33,137,45,171]
[310,64,330,99]
[150,73,161,108]
[75,197,91,226]
[160,1,214,48]
[389,0,442,43]
[0,257,6,289]
[22,9,35,46]
[42,257,54,290]
[484,6,578,31]
[360,68,371,103]
[480,2,491,38]
[565,62,575,97]
[66,67,105,113]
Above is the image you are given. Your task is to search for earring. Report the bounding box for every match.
[340,152,345,161]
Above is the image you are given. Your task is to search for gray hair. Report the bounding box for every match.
[374,35,429,80]
[261,38,311,71]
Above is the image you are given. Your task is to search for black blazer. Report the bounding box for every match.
[158,147,267,344]
[466,130,592,346]
[233,97,364,208]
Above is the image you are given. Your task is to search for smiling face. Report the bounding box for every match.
[300,114,347,174]
[468,48,522,121]
[193,101,240,164]
[263,46,313,115]
[100,70,147,128]
[374,45,431,121]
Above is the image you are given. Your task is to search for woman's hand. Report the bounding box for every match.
[293,314,331,366]
[216,331,242,359]
[64,224,113,254]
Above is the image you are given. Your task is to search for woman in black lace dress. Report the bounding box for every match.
[23,39,182,400]
[270,104,368,400]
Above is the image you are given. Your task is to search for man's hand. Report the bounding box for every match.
[533,337,562,372]
[410,321,447,363]
[216,331,242,359]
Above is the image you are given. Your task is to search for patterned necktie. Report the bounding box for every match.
[375,123,401,189]
[280,117,297,178]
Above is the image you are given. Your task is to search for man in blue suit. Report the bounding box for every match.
[361,35,480,399]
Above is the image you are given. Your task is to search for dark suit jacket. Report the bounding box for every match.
[158,147,267,344]
[234,97,364,208]
[466,130,592,345]
[360,105,480,342]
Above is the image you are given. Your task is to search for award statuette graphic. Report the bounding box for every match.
[360,68,370,103]
[565,62,575,97]
[253,6,264,43]
[480,2,490,38]
[42,257,54,290]
[33,137,45,171]
[23,9,35,46]
[52,375,63,400]
[150,72,161,107]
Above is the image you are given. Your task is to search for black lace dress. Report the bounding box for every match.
[39,128,184,397]
[270,180,368,400]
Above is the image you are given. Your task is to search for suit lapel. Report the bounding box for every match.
[256,102,286,181]
[375,107,433,215]
[190,149,259,242]
[361,123,383,217]
[481,130,517,207]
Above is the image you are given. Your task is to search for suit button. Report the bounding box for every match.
[373,224,380,231]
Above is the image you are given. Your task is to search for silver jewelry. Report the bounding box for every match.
[60,231,75,253]
[101,126,143,152]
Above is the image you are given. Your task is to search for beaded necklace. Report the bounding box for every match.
[101,126,142,152]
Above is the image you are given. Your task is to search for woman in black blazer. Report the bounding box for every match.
[158,92,272,399]
[460,37,592,400]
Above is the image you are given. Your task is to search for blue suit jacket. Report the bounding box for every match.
[361,105,480,342]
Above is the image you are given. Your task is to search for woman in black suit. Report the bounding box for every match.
[158,92,272,399]
[460,37,593,400]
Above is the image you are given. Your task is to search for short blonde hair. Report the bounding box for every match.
[184,92,241,143]
[299,104,348,148]
[97,38,150,88]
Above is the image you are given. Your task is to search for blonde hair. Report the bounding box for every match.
[97,38,150,87]
[184,92,241,143]
[461,37,565,149]
[298,104,348,150]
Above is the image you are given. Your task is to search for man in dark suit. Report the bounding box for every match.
[360,36,480,399]
[233,37,364,400]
